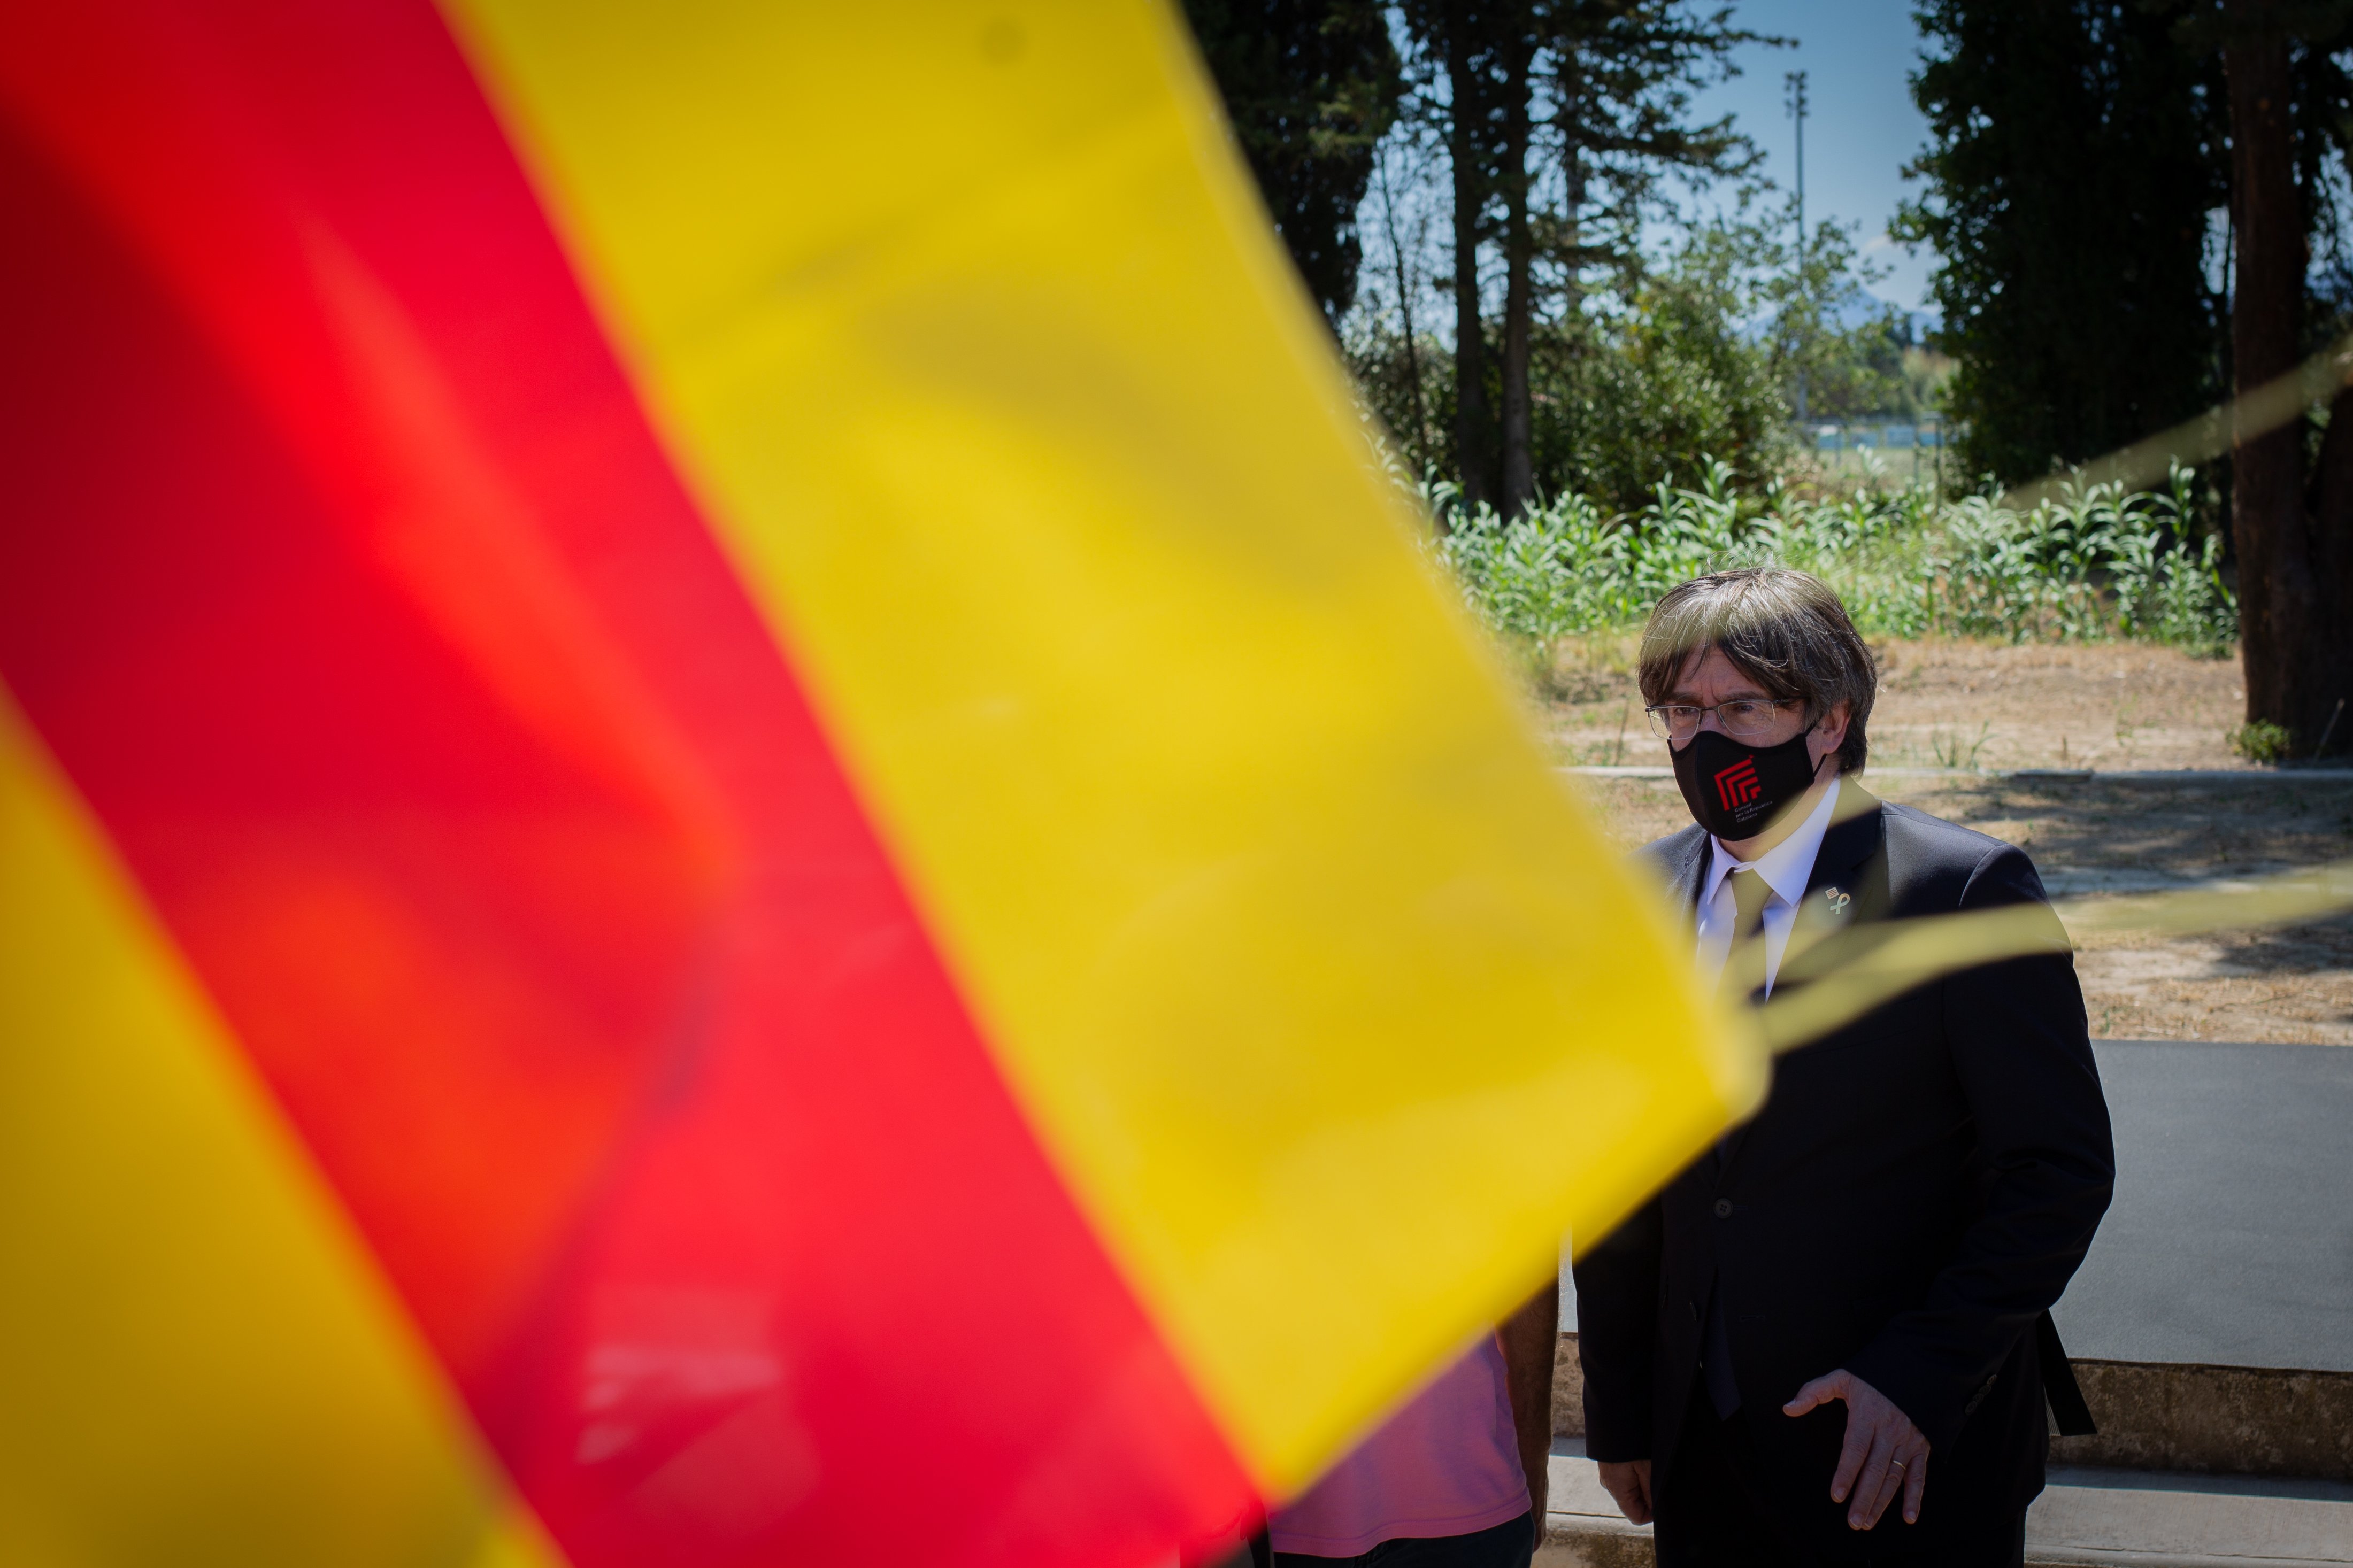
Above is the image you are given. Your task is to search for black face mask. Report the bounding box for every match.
[1671,725,1821,841]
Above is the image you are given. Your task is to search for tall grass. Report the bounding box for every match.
[1429,458,2235,656]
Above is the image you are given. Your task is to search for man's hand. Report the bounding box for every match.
[1783,1369,1929,1530]
[1595,1459,1653,1525]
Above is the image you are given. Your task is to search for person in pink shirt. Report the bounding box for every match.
[1265,1294,1555,1567]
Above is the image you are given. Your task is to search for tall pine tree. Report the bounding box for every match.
[1533,1,1763,512]
[1402,0,1758,512]
[1895,1,2228,486]
[2177,0,2353,752]
[1182,0,1403,324]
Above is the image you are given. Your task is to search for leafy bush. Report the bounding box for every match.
[1428,458,2235,655]
[2229,720,2293,764]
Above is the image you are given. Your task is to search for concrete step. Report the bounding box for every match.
[1536,1442,1651,1568]
[1551,1334,2353,1485]
[1537,1442,2353,1568]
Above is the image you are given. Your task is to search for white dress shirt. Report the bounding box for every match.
[1694,778,1842,997]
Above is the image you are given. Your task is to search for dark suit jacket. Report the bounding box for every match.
[1572,779,2114,1555]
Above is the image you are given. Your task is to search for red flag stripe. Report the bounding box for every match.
[0,3,1254,1563]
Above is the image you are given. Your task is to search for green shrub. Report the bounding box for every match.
[1427,458,2235,656]
[2229,720,2292,764]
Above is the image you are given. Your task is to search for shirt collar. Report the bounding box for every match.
[1700,776,1843,909]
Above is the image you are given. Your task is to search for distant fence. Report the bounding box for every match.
[1809,420,1951,452]
[1802,420,1957,489]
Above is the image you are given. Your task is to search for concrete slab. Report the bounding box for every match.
[1539,1441,1651,1568]
[2056,1041,2353,1373]
[2052,1360,2353,1481]
[1540,1441,2353,1567]
[2026,1464,2353,1565]
[1563,1040,2353,1377]
[1552,1327,2353,1481]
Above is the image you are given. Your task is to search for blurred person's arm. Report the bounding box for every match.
[1570,1201,1663,1524]
[1499,1278,1558,1524]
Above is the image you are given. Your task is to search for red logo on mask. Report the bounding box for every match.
[1714,756,1763,810]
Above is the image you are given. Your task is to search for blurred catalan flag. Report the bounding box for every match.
[0,3,1758,1565]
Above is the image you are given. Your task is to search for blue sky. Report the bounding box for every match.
[1687,1,1941,314]
[1344,4,1947,336]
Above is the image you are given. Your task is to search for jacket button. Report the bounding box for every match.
[1713,1198,1734,1218]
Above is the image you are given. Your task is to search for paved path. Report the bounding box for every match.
[1558,765,2353,783]
[1565,1039,2353,1375]
[1541,1441,2353,1566]
[2057,1040,2353,1373]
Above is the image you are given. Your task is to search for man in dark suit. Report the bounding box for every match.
[1573,569,2113,1565]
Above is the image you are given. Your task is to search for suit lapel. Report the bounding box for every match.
[1663,829,1711,934]
[1793,778,1885,938]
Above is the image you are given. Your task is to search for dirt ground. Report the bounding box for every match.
[1549,638,2353,1044]
[1542,635,2255,772]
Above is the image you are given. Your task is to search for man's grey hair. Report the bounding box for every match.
[1636,568,1877,774]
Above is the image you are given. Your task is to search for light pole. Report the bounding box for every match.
[1788,69,1810,428]
[1788,69,1808,246]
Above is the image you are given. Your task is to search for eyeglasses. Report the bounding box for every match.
[1645,698,1803,743]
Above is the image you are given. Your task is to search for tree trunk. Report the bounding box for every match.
[1499,1278,1558,1524]
[1556,55,1590,488]
[2227,13,2322,746]
[1378,157,1433,461]
[2302,379,2353,755]
[1559,73,1586,325]
[1500,36,1534,517]
[1447,10,1492,511]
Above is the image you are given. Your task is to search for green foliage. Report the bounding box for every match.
[1524,233,1797,507]
[1429,458,2236,653]
[1380,0,1770,506]
[2230,720,2294,764]
[1688,209,1927,426]
[1354,208,1933,511]
[1894,0,2227,485]
[1182,0,1401,323]
[1532,0,1772,277]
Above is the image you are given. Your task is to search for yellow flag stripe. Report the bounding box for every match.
[443,0,1759,1487]
[0,692,565,1568]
